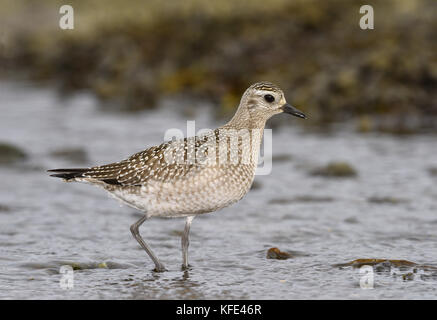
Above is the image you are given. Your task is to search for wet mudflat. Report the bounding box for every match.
[0,81,436,299]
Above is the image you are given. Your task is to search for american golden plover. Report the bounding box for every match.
[48,82,306,272]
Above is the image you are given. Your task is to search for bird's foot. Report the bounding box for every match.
[153,264,167,273]
[181,263,192,271]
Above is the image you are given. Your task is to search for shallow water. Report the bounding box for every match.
[0,81,436,299]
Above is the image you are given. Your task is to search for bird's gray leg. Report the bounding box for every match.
[130,215,166,272]
[181,216,195,270]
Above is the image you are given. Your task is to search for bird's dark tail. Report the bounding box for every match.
[47,168,89,180]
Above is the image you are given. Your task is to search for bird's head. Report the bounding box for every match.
[241,82,306,121]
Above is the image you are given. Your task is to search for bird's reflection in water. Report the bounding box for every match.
[128,269,204,299]
[182,270,190,281]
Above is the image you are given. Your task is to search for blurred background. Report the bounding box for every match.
[1,0,436,131]
[0,0,436,299]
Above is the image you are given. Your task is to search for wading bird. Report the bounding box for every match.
[48,82,306,272]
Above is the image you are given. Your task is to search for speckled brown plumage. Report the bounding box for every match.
[48,82,306,271]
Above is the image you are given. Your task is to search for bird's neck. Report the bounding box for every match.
[224,104,268,131]
[220,105,267,169]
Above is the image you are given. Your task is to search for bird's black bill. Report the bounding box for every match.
[281,103,307,119]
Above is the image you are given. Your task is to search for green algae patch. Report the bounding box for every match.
[334,259,417,269]
[57,261,130,271]
[70,262,85,271]
[311,162,357,178]
[334,259,437,281]
[367,196,409,205]
[0,142,28,165]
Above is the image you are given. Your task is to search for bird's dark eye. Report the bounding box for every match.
[264,94,275,103]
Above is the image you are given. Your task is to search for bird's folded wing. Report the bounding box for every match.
[82,139,204,186]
